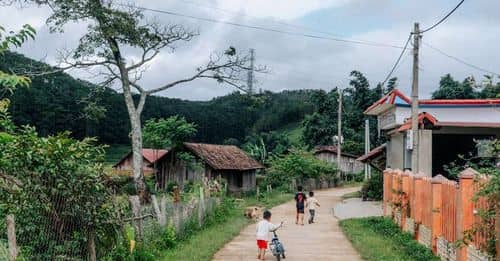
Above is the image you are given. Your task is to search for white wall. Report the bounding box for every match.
[393,106,500,125]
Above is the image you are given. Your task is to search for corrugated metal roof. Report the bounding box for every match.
[313,146,359,159]
[184,143,264,170]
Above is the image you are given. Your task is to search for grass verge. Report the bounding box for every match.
[160,191,292,260]
[341,190,361,200]
[340,217,438,261]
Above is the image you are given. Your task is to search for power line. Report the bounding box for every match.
[123,4,406,50]
[422,41,500,76]
[380,34,412,86]
[176,0,405,49]
[420,0,465,33]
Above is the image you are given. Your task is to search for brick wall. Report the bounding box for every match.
[418,224,432,248]
[466,245,493,261]
[404,217,415,234]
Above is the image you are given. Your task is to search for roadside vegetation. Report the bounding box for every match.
[161,191,292,260]
[340,217,438,261]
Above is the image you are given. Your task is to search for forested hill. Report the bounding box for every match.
[2,52,314,145]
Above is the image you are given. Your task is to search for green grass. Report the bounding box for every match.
[340,217,438,261]
[160,192,292,260]
[341,190,361,200]
[104,144,130,165]
[275,122,304,147]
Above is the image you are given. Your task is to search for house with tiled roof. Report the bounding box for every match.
[156,143,263,193]
[360,89,500,176]
[113,149,168,177]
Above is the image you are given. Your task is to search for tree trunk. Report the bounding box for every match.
[129,111,147,200]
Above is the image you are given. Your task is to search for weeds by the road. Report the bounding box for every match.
[161,191,292,260]
[340,217,438,261]
[340,190,361,200]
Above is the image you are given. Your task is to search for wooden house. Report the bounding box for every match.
[156,143,264,193]
[314,146,364,174]
[113,149,168,177]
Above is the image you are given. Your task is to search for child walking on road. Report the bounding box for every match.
[294,186,307,225]
[306,191,320,224]
[256,210,281,260]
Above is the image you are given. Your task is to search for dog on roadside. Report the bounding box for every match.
[244,206,262,221]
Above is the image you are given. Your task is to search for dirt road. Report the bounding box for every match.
[212,187,362,261]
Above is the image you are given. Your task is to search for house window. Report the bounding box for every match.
[236,174,243,188]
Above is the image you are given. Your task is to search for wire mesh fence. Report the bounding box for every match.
[0,187,223,260]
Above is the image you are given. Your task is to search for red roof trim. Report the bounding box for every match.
[390,112,438,134]
[364,89,411,113]
[419,99,500,105]
[435,122,500,128]
[357,144,386,162]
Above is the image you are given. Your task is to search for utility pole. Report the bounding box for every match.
[337,87,342,178]
[411,23,420,173]
[247,48,255,95]
[364,119,371,180]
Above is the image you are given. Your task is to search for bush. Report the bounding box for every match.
[361,170,383,200]
[265,149,337,191]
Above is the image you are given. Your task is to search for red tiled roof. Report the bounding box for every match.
[313,146,359,159]
[184,143,264,170]
[113,148,168,167]
[357,144,386,162]
[142,149,168,164]
[394,112,438,133]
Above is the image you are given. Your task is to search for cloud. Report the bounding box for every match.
[1,0,499,101]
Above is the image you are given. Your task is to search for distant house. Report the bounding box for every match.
[156,143,264,193]
[113,149,168,177]
[314,146,364,174]
[361,89,500,176]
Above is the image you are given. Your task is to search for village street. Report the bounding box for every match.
[213,187,363,261]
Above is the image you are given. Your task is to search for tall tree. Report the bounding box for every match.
[386,77,398,93]
[431,74,476,99]
[20,0,258,198]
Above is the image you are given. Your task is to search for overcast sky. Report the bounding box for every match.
[1,0,499,100]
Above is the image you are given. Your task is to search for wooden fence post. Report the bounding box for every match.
[431,175,444,254]
[6,215,18,261]
[151,195,166,227]
[456,168,476,261]
[256,186,259,200]
[198,186,205,227]
[87,227,97,261]
[129,195,143,240]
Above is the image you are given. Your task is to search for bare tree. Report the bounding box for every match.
[17,0,263,199]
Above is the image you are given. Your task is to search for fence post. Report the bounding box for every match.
[456,168,476,261]
[6,214,18,261]
[383,169,391,216]
[198,186,205,227]
[129,195,143,240]
[256,186,260,200]
[87,227,97,261]
[431,175,444,254]
[151,195,166,227]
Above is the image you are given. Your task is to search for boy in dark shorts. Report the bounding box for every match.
[294,186,307,225]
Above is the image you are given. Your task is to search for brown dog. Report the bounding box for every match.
[244,206,262,221]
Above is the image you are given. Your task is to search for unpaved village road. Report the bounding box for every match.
[213,187,362,261]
